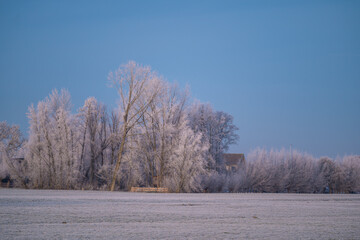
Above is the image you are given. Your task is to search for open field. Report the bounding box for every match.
[0,189,359,239]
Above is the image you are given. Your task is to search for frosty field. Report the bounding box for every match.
[0,189,359,240]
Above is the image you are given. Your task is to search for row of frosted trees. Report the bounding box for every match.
[206,148,360,194]
[0,61,238,192]
[1,120,359,193]
[1,61,359,193]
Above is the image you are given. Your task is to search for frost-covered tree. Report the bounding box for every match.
[94,110,122,189]
[234,148,319,193]
[242,148,273,192]
[0,122,26,187]
[222,148,358,194]
[164,122,209,193]
[315,157,343,193]
[108,111,121,165]
[134,82,189,188]
[340,155,360,193]
[78,97,110,187]
[26,89,80,189]
[108,61,161,191]
[188,103,238,171]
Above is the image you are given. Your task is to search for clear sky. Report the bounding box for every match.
[0,0,359,158]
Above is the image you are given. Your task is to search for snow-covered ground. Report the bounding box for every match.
[0,189,359,239]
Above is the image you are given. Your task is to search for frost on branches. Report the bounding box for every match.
[26,89,80,189]
[4,61,359,193]
[15,61,239,191]
[0,121,26,187]
[188,102,239,171]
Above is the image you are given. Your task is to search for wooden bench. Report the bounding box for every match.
[130,187,169,193]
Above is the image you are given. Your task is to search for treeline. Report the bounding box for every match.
[0,61,238,192]
[1,61,359,193]
[206,148,360,194]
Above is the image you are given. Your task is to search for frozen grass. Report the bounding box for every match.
[0,189,359,239]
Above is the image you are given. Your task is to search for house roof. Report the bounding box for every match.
[223,153,245,166]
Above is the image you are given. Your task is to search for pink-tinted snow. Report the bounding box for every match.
[0,189,359,239]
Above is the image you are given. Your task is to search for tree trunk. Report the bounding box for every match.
[109,125,127,191]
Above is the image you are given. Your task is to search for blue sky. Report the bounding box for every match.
[0,0,359,158]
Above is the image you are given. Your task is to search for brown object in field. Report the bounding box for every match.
[130,187,169,193]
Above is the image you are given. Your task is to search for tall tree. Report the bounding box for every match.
[26,89,80,189]
[136,82,189,187]
[78,97,110,186]
[108,61,161,191]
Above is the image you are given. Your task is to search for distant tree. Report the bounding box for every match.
[282,150,317,193]
[341,155,360,193]
[0,121,26,187]
[188,103,238,171]
[242,148,318,193]
[202,172,227,193]
[316,157,339,193]
[244,148,273,192]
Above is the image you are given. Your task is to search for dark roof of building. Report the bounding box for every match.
[223,153,245,166]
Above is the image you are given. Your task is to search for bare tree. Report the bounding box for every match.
[135,82,189,188]
[108,61,161,191]
[165,122,209,192]
[316,157,342,193]
[79,97,110,187]
[0,122,26,187]
[26,89,80,189]
[108,111,121,166]
[188,103,238,171]
[341,155,360,193]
